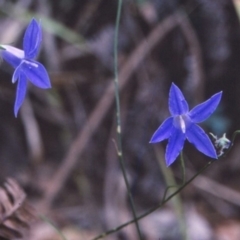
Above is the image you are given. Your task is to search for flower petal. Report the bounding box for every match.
[150,117,173,143]
[188,92,222,123]
[21,60,51,88]
[14,73,27,117]
[12,65,22,83]
[1,47,23,68]
[169,83,189,116]
[23,19,42,59]
[186,123,217,158]
[165,127,185,166]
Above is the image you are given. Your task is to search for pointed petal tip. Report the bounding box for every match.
[47,82,52,88]
[14,74,27,118]
[169,82,189,115]
[166,162,172,167]
[170,82,178,92]
[186,124,218,159]
[209,151,218,159]
[149,138,158,144]
[27,18,38,31]
[14,110,18,118]
[31,18,38,23]
[166,154,178,167]
[205,150,218,159]
[28,18,40,27]
[24,18,42,59]
[209,90,223,109]
[189,90,223,123]
[170,82,182,91]
[149,137,156,144]
[14,104,20,117]
[149,136,159,144]
[14,100,23,117]
[149,117,173,143]
[212,91,223,103]
[214,91,223,98]
[40,81,52,89]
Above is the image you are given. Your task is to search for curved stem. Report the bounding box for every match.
[92,160,213,240]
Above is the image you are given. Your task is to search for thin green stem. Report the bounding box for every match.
[157,149,186,240]
[91,160,213,240]
[180,151,186,184]
[159,151,185,203]
[40,215,67,240]
[178,152,187,240]
[113,0,143,239]
[223,130,240,156]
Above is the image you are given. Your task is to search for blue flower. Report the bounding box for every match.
[150,83,222,166]
[0,19,51,116]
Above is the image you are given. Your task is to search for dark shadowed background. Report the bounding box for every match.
[0,0,239,239]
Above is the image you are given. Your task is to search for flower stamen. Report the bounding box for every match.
[22,60,39,68]
[179,115,186,133]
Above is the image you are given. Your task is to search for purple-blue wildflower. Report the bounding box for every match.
[150,83,222,166]
[0,19,51,117]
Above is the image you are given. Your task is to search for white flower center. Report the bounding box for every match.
[174,114,190,133]
[1,45,24,59]
[179,115,186,133]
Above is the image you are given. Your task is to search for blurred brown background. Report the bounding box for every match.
[0,0,240,239]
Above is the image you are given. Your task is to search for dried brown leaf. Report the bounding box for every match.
[0,178,35,240]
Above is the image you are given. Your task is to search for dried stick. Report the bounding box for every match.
[40,11,186,210]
